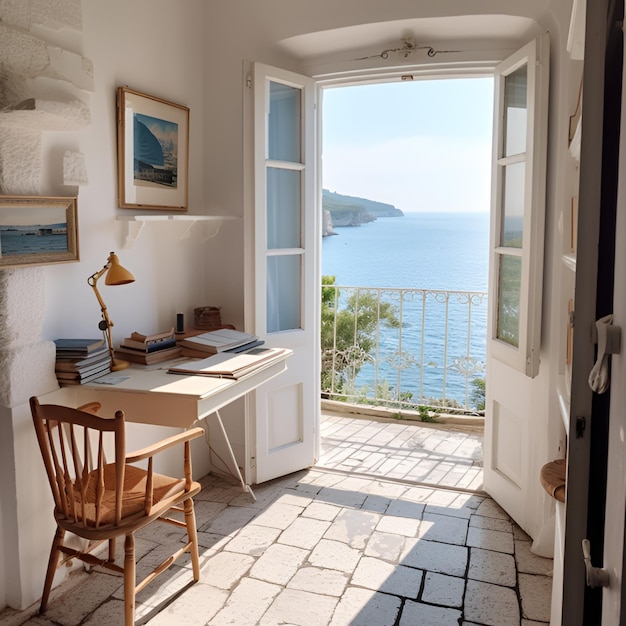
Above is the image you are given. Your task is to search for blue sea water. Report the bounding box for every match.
[321,212,489,407]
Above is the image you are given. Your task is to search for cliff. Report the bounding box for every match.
[322,189,403,236]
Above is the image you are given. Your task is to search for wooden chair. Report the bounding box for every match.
[29,396,204,625]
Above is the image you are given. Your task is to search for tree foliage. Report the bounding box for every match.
[321,276,400,393]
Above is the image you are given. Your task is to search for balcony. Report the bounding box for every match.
[321,282,488,416]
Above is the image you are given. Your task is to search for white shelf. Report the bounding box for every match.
[117,215,236,248]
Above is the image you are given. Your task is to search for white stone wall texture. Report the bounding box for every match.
[0,0,91,406]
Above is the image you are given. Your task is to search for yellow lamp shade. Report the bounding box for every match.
[105,253,135,285]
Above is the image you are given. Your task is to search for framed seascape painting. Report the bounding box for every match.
[117,86,189,211]
[0,196,79,269]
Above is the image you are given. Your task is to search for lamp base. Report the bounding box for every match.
[111,359,131,372]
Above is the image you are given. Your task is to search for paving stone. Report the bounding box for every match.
[190,500,228,523]
[464,579,520,626]
[278,516,331,550]
[515,540,554,575]
[364,530,406,562]
[249,543,308,585]
[418,512,469,545]
[260,588,338,626]
[200,505,258,534]
[199,552,255,590]
[45,571,122,625]
[362,494,391,513]
[466,526,514,554]
[273,491,314,508]
[425,502,473,519]
[351,556,422,599]
[329,586,402,626]
[287,566,350,596]
[421,571,465,608]
[302,501,342,522]
[475,499,509,519]
[82,598,125,626]
[362,479,408,499]
[401,538,468,577]
[469,513,512,533]
[308,539,362,573]
[144,582,228,625]
[323,508,381,548]
[468,547,517,586]
[251,502,304,530]
[514,523,532,541]
[386,499,425,519]
[376,514,420,537]
[317,485,368,508]
[397,485,435,503]
[222,523,281,556]
[519,573,552,622]
[210,577,281,626]
[196,530,232,551]
[399,600,463,625]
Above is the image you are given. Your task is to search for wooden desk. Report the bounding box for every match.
[49,350,292,499]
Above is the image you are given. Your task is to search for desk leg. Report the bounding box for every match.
[212,409,256,501]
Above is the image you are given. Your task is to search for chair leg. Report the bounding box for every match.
[108,537,116,562]
[124,534,136,626]
[40,526,65,613]
[184,498,200,581]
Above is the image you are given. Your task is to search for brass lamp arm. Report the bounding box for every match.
[87,258,117,369]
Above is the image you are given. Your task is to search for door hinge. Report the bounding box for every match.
[575,415,586,438]
[246,75,253,89]
[582,539,610,588]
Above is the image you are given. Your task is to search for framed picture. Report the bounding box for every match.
[117,86,189,211]
[0,196,79,269]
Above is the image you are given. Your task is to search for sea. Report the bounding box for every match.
[0,226,68,255]
[321,211,489,408]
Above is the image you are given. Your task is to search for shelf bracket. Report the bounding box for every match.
[121,219,146,248]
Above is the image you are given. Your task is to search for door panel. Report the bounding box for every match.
[484,35,549,536]
[248,63,319,484]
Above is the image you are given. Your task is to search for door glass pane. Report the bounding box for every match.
[497,254,522,347]
[267,167,301,249]
[268,81,301,163]
[501,161,525,248]
[504,64,527,157]
[267,255,301,333]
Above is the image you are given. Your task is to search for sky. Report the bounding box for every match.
[322,77,494,214]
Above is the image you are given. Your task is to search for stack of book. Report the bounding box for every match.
[179,328,264,357]
[54,338,112,386]
[115,328,182,365]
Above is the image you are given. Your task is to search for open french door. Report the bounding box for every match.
[483,36,550,536]
[245,63,319,484]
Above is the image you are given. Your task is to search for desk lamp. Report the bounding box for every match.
[87,251,135,371]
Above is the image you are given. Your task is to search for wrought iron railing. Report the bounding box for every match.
[321,283,488,413]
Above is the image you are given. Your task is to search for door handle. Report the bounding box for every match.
[582,539,610,588]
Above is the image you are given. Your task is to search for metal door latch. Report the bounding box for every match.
[582,539,610,588]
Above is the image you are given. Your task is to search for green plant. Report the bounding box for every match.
[321,276,399,393]
[471,377,486,411]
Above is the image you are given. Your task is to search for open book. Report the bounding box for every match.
[167,347,290,379]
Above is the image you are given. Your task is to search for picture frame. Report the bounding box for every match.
[117,86,189,211]
[0,196,79,269]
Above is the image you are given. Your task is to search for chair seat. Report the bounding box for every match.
[56,464,200,529]
[540,458,566,503]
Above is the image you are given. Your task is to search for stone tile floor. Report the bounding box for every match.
[319,411,484,491]
[0,414,552,626]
